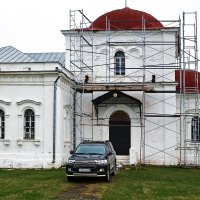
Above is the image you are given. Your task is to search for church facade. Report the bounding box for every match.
[0,7,199,168]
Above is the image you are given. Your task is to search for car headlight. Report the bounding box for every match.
[68,159,75,163]
[96,160,107,164]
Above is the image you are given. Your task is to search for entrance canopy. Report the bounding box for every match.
[92,91,142,117]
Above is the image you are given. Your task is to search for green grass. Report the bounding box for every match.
[0,168,68,200]
[102,166,200,200]
[1,166,200,199]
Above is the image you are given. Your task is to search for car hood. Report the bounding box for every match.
[70,154,106,161]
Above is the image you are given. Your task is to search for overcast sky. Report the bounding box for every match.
[0,0,199,53]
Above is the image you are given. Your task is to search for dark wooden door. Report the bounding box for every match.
[109,111,130,155]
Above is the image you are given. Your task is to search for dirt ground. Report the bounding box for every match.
[57,178,110,200]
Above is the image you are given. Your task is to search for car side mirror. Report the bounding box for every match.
[70,150,74,154]
[108,151,112,155]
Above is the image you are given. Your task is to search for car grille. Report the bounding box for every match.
[74,160,97,167]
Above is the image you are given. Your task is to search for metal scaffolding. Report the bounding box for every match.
[180,11,199,165]
[68,9,199,166]
[69,9,94,148]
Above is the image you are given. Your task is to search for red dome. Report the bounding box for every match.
[89,7,164,30]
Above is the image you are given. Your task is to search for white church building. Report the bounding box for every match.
[0,7,199,168]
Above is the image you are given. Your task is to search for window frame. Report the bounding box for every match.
[24,109,35,140]
[191,116,200,142]
[114,51,125,75]
[0,109,5,139]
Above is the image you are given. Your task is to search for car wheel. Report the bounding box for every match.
[105,166,110,182]
[111,162,117,176]
[67,176,74,182]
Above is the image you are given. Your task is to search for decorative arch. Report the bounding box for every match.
[114,48,126,55]
[21,106,37,114]
[128,48,141,59]
[103,104,137,125]
[99,48,109,55]
[109,110,130,122]
[96,48,109,61]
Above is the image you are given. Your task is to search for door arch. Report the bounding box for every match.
[109,110,130,155]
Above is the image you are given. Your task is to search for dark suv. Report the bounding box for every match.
[66,140,116,182]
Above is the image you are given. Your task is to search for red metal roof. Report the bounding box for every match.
[89,7,164,31]
[175,70,200,93]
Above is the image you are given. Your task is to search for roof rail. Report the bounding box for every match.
[82,140,110,144]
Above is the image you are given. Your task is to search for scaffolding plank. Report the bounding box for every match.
[75,83,154,93]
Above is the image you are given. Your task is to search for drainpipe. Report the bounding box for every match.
[73,90,76,150]
[52,75,61,163]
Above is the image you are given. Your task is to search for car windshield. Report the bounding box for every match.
[75,144,106,155]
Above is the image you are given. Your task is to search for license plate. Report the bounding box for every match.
[79,168,91,172]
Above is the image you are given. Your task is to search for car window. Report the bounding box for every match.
[107,143,113,153]
[75,144,106,155]
[109,142,115,152]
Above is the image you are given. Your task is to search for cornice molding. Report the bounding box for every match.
[0,100,11,105]
[17,99,41,105]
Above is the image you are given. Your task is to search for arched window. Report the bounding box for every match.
[114,51,125,75]
[0,109,5,139]
[191,116,200,142]
[24,109,35,139]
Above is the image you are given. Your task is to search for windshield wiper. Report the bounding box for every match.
[75,153,87,155]
[86,153,103,155]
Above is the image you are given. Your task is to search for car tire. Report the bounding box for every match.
[67,176,74,182]
[105,166,110,182]
[111,162,117,176]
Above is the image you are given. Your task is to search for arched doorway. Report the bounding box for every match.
[109,110,130,155]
